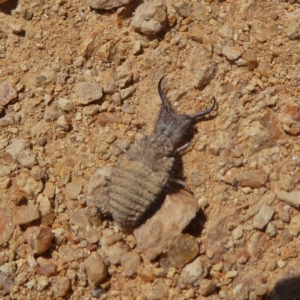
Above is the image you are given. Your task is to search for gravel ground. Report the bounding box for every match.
[1,0,300,299]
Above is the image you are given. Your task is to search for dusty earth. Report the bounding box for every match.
[1,0,300,299]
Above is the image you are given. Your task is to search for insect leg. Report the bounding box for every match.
[174,143,190,153]
[168,178,187,187]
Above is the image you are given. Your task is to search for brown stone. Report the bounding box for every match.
[236,169,268,188]
[53,276,70,297]
[12,205,40,225]
[0,208,14,245]
[281,246,298,260]
[281,105,300,135]
[84,252,107,289]
[242,49,258,70]
[134,190,199,260]
[0,81,17,106]
[166,234,199,268]
[23,225,54,254]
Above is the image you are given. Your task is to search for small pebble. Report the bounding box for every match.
[58,98,74,111]
[84,252,107,289]
[65,182,82,200]
[12,205,40,225]
[254,284,268,296]
[120,252,141,277]
[253,204,274,230]
[54,276,71,297]
[166,234,199,268]
[37,275,49,291]
[288,216,300,236]
[277,259,286,268]
[225,270,238,279]
[222,46,243,61]
[198,279,216,296]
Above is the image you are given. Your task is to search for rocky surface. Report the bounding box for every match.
[0,0,300,299]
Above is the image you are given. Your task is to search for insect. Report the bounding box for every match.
[87,76,216,230]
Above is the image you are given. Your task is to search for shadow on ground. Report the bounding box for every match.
[0,0,18,14]
[266,275,300,300]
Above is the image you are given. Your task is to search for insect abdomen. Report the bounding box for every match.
[87,136,174,229]
[107,138,173,228]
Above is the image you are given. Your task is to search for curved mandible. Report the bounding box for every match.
[189,96,216,119]
[158,76,173,112]
[158,76,217,118]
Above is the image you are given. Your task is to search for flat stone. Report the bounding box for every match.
[285,25,299,40]
[194,64,216,89]
[0,272,14,295]
[100,69,117,94]
[37,275,49,291]
[242,49,258,70]
[236,169,268,188]
[17,244,34,258]
[5,139,36,168]
[232,225,243,240]
[57,98,74,111]
[281,246,298,260]
[53,276,70,297]
[0,208,14,245]
[166,234,199,268]
[253,204,274,230]
[218,25,234,39]
[280,105,300,135]
[100,237,129,264]
[12,205,40,225]
[14,169,44,198]
[65,182,82,199]
[131,0,167,35]
[175,1,192,18]
[88,0,131,10]
[116,63,132,88]
[58,245,84,262]
[84,252,107,289]
[37,262,57,276]
[43,103,63,121]
[75,82,103,105]
[222,46,243,61]
[120,251,141,277]
[23,225,54,254]
[275,188,300,208]
[134,190,199,260]
[69,208,91,238]
[177,257,207,289]
[147,283,168,300]
[0,176,11,190]
[198,279,216,296]
[189,24,205,43]
[0,82,17,106]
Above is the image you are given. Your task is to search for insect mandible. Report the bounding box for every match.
[87,76,216,230]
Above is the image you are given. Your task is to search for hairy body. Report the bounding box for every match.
[87,76,216,230]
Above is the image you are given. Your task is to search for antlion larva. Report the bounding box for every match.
[87,76,216,230]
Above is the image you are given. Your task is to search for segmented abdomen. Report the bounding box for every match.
[108,160,170,227]
[86,136,174,229]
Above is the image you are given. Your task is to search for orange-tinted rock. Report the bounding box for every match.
[0,208,14,245]
[134,190,199,260]
[12,205,40,225]
[0,81,17,106]
[166,234,199,269]
[23,225,54,254]
[281,105,300,135]
[84,252,107,289]
[236,169,268,188]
